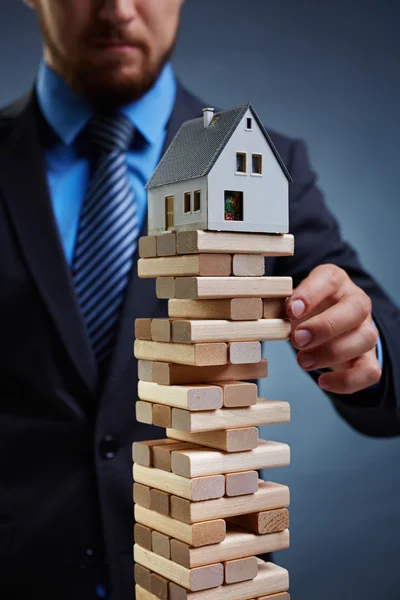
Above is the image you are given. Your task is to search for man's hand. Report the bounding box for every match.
[285,264,382,394]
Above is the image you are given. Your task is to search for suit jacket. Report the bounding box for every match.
[0,80,399,599]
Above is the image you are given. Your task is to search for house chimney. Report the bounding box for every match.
[203,107,214,128]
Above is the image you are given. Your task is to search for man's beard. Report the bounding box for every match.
[37,12,177,111]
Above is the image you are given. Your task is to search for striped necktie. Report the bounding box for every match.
[71,113,139,363]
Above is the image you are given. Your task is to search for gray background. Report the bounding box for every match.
[1,0,399,598]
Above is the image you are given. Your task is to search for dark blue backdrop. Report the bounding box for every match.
[1,1,399,598]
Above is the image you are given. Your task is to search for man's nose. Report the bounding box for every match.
[98,0,138,24]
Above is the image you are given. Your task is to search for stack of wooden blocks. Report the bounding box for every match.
[132,228,294,600]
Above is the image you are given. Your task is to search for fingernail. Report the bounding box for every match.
[291,299,306,318]
[295,329,313,347]
[299,353,316,369]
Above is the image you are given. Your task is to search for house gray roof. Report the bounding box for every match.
[145,103,292,189]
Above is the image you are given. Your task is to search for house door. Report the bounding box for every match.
[165,195,174,230]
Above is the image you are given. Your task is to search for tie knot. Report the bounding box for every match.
[89,112,135,154]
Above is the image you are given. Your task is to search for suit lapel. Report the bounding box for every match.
[0,91,98,394]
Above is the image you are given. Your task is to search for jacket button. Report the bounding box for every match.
[99,435,119,459]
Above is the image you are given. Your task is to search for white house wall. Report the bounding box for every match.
[207,108,289,233]
[147,176,208,236]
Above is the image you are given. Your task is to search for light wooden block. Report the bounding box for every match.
[263,298,287,319]
[176,230,294,256]
[134,483,151,509]
[228,508,289,535]
[135,318,153,340]
[257,593,290,600]
[134,340,228,367]
[225,556,258,584]
[151,573,169,600]
[153,442,201,472]
[169,480,290,523]
[152,531,171,560]
[174,277,293,300]
[229,342,261,364]
[215,381,257,408]
[170,526,289,568]
[135,564,152,593]
[152,359,267,386]
[171,399,290,434]
[152,404,172,428]
[135,523,152,551]
[156,277,176,299]
[166,427,259,453]
[157,232,177,256]
[168,298,263,321]
[151,319,172,342]
[139,254,232,278]
[134,464,225,501]
[168,560,289,600]
[136,401,153,425]
[135,545,224,592]
[150,488,170,516]
[135,505,226,548]
[233,254,265,276]
[132,439,176,468]
[138,359,154,382]
[138,380,223,411]
[225,471,259,497]
[139,235,157,258]
[136,585,160,600]
[172,319,291,344]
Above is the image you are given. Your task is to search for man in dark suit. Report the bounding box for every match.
[1,0,399,598]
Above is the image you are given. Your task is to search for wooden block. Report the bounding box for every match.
[151,573,169,600]
[138,381,223,411]
[215,381,257,408]
[168,298,263,321]
[152,531,171,560]
[171,399,290,434]
[135,318,153,340]
[151,319,172,342]
[150,488,170,516]
[228,508,289,535]
[136,401,154,425]
[156,277,176,299]
[224,556,258,584]
[134,483,151,508]
[134,545,224,592]
[138,359,154,382]
[153,442,201,472]
[174,277,293,300]
[168,560,289,600]
[257,593,290,600]
[134,340,228,367]
[152,359,267,386]
[136,585,160,600]
[229,342,261,364]
[225,471,259,497]
[170,525,290,569]
[166,427,259,453]
[135,564,152,593]
[139,235,157,258]
[233,255,265,276]
[139,254,232,278]
[132,439,176,467]
[157,232,177,256]
[135,523,152,551]
[176,230,294,256]
[134,464,225,502]
[263,298,287,319]
[169,480,290,523]
[152,404,172,428]
[171,319,291,344]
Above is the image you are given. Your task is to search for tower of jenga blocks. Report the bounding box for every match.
[132,228,294,600]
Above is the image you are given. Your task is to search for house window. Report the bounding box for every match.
[236,152,246,173]
[252,154,262,174]
[224,191,243,221]
[246,117,252,130]
[165,195,174,230]
[194,190,201,212]
[184,192,191,213]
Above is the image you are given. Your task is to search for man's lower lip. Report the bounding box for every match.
[93,44,139,53]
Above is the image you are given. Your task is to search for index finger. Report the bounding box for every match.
[286,264,347,320]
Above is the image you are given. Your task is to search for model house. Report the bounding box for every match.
[145,103,292,236]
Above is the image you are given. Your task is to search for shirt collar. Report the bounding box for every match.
[36,59,177,147]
